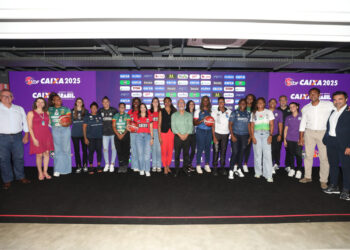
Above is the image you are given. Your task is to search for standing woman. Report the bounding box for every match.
[112,102,131,174]
[135,103,153,177]
[71,98,88,173]
[228,99,251,179]
[83,102,103,174]
[185,100,196,171]
[128,97,141,172]
[158,97,177,175]
[149,97,162,172]
[48,93,72,177]
[284,102,303,179]
[27,97,54,180]
[194,96,213,174]
[268,98,283,173]
[98,96,118,173]
[250,97,275,182]
[242,94,256,172]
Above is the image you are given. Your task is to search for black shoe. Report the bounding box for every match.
[188,165,195,172]
[213,167,218,176]
[97,166,103,173]
[340,191,350,201]
[118,166,124,173]
[173,168,180,177]
[183,167,192,177]
[323,185,340,194]
[220,167,227,176]
[122,165,128,173]
[88,167,95,175]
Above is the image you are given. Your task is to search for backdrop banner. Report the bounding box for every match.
[8,71,350,167]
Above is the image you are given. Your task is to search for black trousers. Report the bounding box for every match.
[88,138,102,165]
[230,134,249,170]
[286,140,303,171]
[71,137,88,167]
[114,132,131,167]
[271,134,282,165]
[188,134,196,166]
[282,131,291,167]
[212,133,229,167]
[326,136,350,191]
[174,135,190,169]
[244,141,252,164]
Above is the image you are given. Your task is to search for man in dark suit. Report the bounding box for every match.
[323,91,350,201]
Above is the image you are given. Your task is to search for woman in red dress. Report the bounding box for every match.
[27,97,55,180]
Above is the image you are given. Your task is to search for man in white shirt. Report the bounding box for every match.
[299,88,334,189]
[0,89,31,190]
[211,97,232,176]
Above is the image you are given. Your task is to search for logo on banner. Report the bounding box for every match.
[131,80,142,85]
[235,81,246,86]
[178,80,188,85]
[32,92,50,98]
[213,92,222,98]
[120,86,130,91]
[120,74,130,79]
[143,81,153,85]
[201,93,211,97]
[25,76,39,85]
[155,92,165,97]
[166,74,177,79]
[201,74,211,79]
[285,78,298,86]
[143,92,154,97]
[225,99,234,104]
[131,74,142,79]
[224,81,234,86]
[177,74,189,79]
[131,92,142,97]
[154,80,165,85]
[224,87,234,92]
[290,93,331,100]
[224,93,234,98]
[212,87,223,91]
[235,87,245,92]
[166,80,177,85]
[224,75,234,79]
[190,80,200,85]
[190,87,199,91]
[213,75,223,79]
[120,92,131,97]
[213,81,222,85]
[166,92,177,97]
[201,87,211,91]
[201,81,211,85]
[143,86,154,91]
[155,86,165,91]
[131,86,142,91]
[120,98,131,103]
[236,75,246,80]
[154,74,165,79]
[190,74,200,79]
[178,93,188,98]
[120,80,130,85]
[189,93,200,98]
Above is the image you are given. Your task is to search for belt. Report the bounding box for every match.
[0,132,22,136]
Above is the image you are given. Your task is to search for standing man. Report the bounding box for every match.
[277,95,292,171]
[0,90,31,190]
[171,99,193,177]
[211,97,232,176]
[322,91,350,201]
[299,88,334,190]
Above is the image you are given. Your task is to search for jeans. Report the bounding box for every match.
[230,134,249,170]
[114,132,130,167]
[88,138,102,164]
[271,134,282,165]
[103,135,117,165]
[212,133,229,168]
[174,134,190,169]
[130,133,139,170]
[196,128,212,165]
[326,136,350,191]
[244,141,252,164]
[151,129,161,168]
[287,140,303,171]
[136,133,151,172]
[253,131,273,179]
[72,136,87,167]
[188,134,196,166]
[0,133,25,183]
[52,127,72,174]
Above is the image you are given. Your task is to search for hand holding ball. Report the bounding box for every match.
[59,115,71,127]
[128,121,139,133]
[204,116,215,127]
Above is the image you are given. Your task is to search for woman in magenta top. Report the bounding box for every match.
[148,97,161,172]
[27,97,54,180]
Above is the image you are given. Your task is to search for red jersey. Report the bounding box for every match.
[148,110,159,130]
[136,115,153,134]
[127,109,139,122]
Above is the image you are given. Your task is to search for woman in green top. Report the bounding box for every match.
[48,93,72,177]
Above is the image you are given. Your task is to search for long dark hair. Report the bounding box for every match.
[48,92,58,107]
[245,94,256,109]
[138,103,149,118]
[163,97,177,113]
[32,97,48,112]
[132,97,141,112]
[73,97,86,120]
[185,100,196,113]
[252,97,266,116]
[150,97,161,113]
[200,96,211,113]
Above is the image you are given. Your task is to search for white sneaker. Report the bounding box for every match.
[139,171,145,176]
[156,167,162,172]
[196,165,203,174]
[228,170,234,180]
[295,170,302,179]
[145,172,151,177]
[233,165,238,172]
[254,174,261,179]
[267,178,274,183]
[285,166,291,173]
[204,164,211,173]
[109,164,115,173]
[133,168,139,172]
[103,164,110,172]
[152,167,156,172]
[288,169,295,177]
[53,172,60,177]
[243,164,249,173]
[273,163,279,170]
[236,169,245,178]
[272,168,276,175]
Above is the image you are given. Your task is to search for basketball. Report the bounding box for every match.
[59,115,71,126]
[129,121,139,133]
[204,116,215,127]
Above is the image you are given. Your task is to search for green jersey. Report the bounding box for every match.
[112,113,131,134]
[48,106,71,127]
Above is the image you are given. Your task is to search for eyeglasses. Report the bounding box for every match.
[1,95,12,99]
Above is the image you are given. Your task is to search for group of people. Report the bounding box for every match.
[0,88,349,201]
